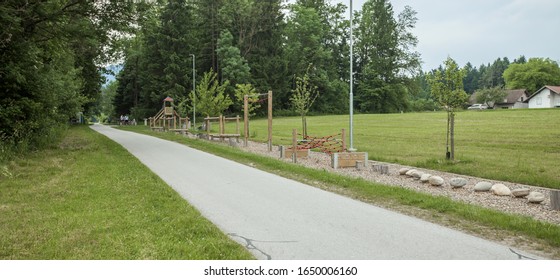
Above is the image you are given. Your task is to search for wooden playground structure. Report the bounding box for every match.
[244,90,273,151]
[202,90,273,145]
[204,115,241,142]
[148,97,189,132]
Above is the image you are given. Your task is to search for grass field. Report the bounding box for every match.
[0,125,253,259]
[243,109,560,189]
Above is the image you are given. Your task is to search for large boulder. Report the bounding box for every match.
[491,184,511,196]
[474,181,493,192]
[420,173,432,183]
[429,176,444,186]
[449,178,468,188]
[511,188,530,198]
[527,192,545,204]
[399,168,410,175]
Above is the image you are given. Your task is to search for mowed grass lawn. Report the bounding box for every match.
[246,108,560,189]
[0,125,253,259]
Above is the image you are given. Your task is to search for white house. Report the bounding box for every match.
[526,85,560,109]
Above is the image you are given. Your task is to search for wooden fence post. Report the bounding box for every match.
[551,190,560,210]
[219,114,224,135]
[341,128,346,152]
[244,95,249,147]
[292,128,297,163]
[235,115,239,135]
[268,90,273,151]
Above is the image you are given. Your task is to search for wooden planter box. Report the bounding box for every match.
[279,146,309,159]
[331,152,368,169]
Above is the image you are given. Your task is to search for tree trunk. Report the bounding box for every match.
[450,112,455,160]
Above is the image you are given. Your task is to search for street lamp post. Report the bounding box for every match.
[349,0,355,151]
[190,54,196,128]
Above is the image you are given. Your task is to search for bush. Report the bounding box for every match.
[408,98,440,112]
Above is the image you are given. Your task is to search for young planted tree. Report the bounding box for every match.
[291,69,320,138]
[427,57,468,161]
[189,69,232,118]
[234,84,260,116]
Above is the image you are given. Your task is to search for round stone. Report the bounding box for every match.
[492,184,512,196]
[450,177,468,188]
[511,188,530,198]
[474,181,493,192]
[399,168,410,175]
[411,171,423,180]
[527,192,545,204]
[429,176,444,186]
[420,173,432,183]
[405,169,418,177]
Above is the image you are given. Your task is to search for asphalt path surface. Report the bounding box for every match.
[91,124,537,260]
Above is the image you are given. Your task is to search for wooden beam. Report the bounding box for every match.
[244,95,249,147]
[292,128,297,163]
[268,90,273,151]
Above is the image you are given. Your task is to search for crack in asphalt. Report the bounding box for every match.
[229,233,298,260]
[509,248,536,260]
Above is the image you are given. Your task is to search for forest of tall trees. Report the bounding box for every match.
[2,0,560,157]
[110,0,422,120]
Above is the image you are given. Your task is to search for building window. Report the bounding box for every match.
[536,97,542,105]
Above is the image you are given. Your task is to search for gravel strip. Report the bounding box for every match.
[236,140,560,226]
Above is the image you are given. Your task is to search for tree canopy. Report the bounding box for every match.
[0,0,137,154]
[503,58,560,93]
[355,0,421,113]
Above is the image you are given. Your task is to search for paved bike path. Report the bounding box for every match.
[91,124,535,260]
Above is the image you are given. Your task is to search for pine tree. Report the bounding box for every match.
[217,30,251,87]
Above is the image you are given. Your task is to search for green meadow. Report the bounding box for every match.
[245,109,560,189]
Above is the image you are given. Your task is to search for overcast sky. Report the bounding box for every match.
[329,0,560,70]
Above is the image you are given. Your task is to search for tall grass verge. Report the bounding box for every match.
[0,125,253,260]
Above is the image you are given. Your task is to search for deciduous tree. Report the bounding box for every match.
[355,0,420,113]
[189,69,232,118]
[234,84,260,117]
[475,86,507,108]
[503,58,560,93]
